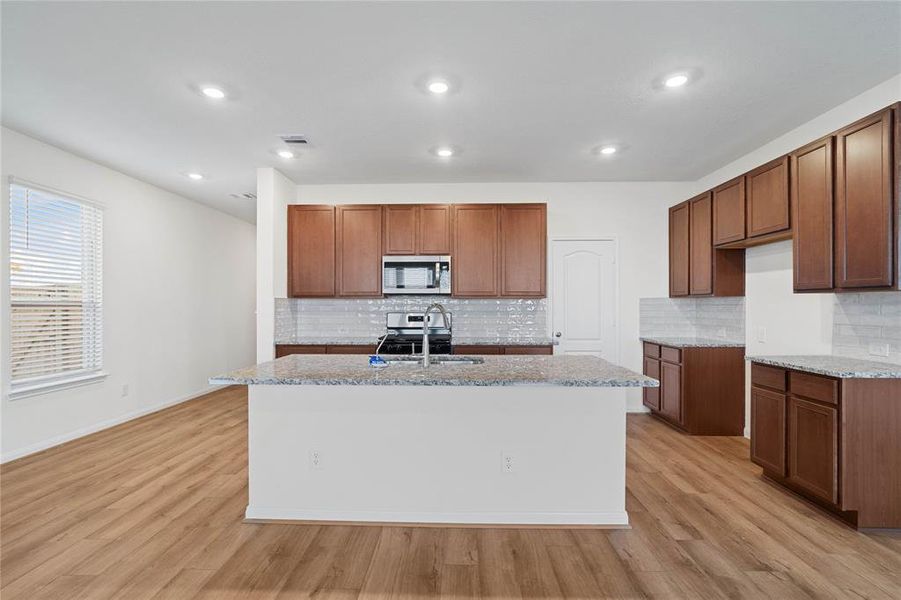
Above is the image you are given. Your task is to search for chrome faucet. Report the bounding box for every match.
[422,302,450,367]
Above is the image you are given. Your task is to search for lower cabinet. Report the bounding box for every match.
[453,345,553,355]
[641,342,745,435]
[275,344,374,357]
[750,362,901,529]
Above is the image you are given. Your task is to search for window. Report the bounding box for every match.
[8,180,104,397]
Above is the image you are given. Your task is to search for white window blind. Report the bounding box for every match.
[9,181,103,393]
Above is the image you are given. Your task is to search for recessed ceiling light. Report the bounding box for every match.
[277,150,295,159]
[186,172,204,180]
[427,80,450,94]
[664,73,689,88]
[201,87,226,99]
[599,145,618,155]
[435,147,454,158]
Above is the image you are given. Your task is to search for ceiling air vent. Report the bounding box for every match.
[279,135,308,145]
[229,192,257,201]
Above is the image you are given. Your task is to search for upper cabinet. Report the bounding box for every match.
[288,205,335,298]
[669,202,690,297]
[689,193,714,295]
[792,137,834,291]
[452,204,499,297]
[499,204,546,297]
[383,204,451,255]
[336,205,383,297]
[746,156,790,239]
[712,178,745,246]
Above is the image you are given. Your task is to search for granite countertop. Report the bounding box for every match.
[275,337,558,346]
[640,336,745,348]
[211,354,658,388]
[747,355,901,379]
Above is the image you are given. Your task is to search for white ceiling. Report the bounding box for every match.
[3,1,900,223]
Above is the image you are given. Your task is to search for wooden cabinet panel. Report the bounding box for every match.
[500,204,546,297]
[643,357,661,411]
[792,137,835,291]
[327,345,376,354]
[713,178,746,245]
[453,345,502,355]
[751,364,787,392]
[452,205,499,297]
[419,205,451,254]
[660,346,681,364]
[746,156,790,238]
[275,345,327,357]
[383,205,417,255]
[669,202,690,297]
[789,372,838,405]
[689,193,713,295]
[751,387,786,476]
[288,206,336,298]
[788,397,838,505]
[660,361,683,424]
[643,343,661,358]
[503,345,553,355]
[336,205,383,297]
[835,108,894,288]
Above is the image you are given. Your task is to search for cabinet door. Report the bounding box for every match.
[452,205,499,297]
[500,204,546,297]
[643,357,661,411]
[689,193,713,295]
[792,137,835,291]
[336,205,383,297]
[788,397,838,505]
[669,202,690,297]
[288,205,335,297]
[746,156,790,238]
[383,205,417,255]
[659,361,682,424]
[835,108,894,288]
[712,177,745,245]
[750,387,786,476]
[419,205,451,254]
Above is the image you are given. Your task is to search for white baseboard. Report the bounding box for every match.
[244,505,630,527]
[1,385,223,463]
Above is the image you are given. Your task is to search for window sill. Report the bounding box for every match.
[8,372,109,401]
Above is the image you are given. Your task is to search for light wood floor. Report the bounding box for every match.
[2,386,900,599]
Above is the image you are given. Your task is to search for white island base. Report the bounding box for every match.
[246,384,628,527]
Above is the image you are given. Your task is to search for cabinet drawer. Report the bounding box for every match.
[751,364,787,391]
[643,342,661,358]
[789,371,838,405]
[660,346,682,364]
[503,346,553,355]
[276,345,327,357]
[453,345,502,355]
[327,345,377,354]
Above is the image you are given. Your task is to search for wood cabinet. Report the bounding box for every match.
[499,204,546,297]
[501,345,553,355]
[642,343,745,435]
[276,344,375,356]
[419,205,451,254]
[746,156,790,239]
[835,107,896,289]
[689,193,714,295]
[453,345,553,355]
[750,362,901,528]
[452,205,499,297]
[336,205,383,297]
[383,205,452,255]
[288,206,336,298]
[792,137,835,291]
[712,178,745,245]
[669,202,690,297]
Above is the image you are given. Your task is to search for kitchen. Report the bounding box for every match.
[3,2,901,598]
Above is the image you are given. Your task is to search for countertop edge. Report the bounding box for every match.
[639,336,745,349]
[746,355,901,379]
[210,377,658,388]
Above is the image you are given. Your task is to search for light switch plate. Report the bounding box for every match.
[756,327,767,343]
[868,343,890,357]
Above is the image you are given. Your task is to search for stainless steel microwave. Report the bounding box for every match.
[382,255,451,295]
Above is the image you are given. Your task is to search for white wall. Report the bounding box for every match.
[285,181,692,411]
[0,127,257,461]
[255,168,293,362]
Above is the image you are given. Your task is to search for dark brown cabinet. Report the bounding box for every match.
[453,345,553,355]
[750,386,786,477]
[746,156,790,239]
[835,107,896,289]
[659,361,683,424]
[712,178,745,245]
[642,357,660,411]
[500,204,546,298]
[336,205,383,297]
[669,202,690,297]
[383,204,452,255]
[452,205,499,297]
[276,344,327,357]
[419,205,452,254]
[792,137,835,291]
[788,396,838,505]
[288,206,336,298]
[276,344,375,357]
[689,193,714,295]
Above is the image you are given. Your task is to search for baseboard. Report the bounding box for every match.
[1,384,224,463]
[244,505,630,527]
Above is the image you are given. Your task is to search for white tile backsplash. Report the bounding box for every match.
[832,292,901,364]
[275,297,548,344]
[639,297,745,341]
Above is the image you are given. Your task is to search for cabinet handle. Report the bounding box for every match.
[555,331,562,338]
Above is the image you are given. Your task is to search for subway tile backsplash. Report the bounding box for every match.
[275,297,549,344]
[832,292,901,364]
[639,297,745,342]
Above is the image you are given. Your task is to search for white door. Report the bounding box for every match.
[551,239,617,358]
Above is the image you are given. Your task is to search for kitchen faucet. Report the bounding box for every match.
[422,302,450,367]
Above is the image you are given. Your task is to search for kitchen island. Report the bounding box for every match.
[211,354,657,527]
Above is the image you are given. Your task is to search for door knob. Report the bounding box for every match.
[555,331,562,337]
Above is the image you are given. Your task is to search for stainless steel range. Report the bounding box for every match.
[377,311,452,355]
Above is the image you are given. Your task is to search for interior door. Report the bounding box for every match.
[551,240,617,359]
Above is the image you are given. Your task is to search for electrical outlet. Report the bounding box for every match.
[309,450,323,470]
[868,343,890,358]
[501,453,515,473]
[717,328,727,339]
[757,327,767,343]
[121,384,129,397]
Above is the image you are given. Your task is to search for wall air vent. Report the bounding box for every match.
[229,192,257,201]
[279,135,309,145]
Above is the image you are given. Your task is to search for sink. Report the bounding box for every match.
[380,356,485,366]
